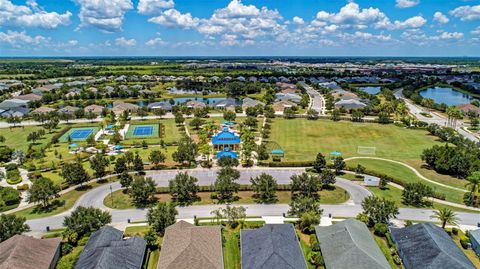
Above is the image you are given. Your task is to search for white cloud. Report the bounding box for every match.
[149,9,199,28]
[396,0,420,9]
[437,31,463,40]
[220,34,239,46]
[0,0,71,29]
[433,12,449,24]
[146,37,167,46]
[472,27,480,35]
[115,37,136,46]
[75,0,133,32]
[450,5,480,21]
[292,16,305,25]
[0,30,46,47]
[137,0,174,15]
[393,15,426,29]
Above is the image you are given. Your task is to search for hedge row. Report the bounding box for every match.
[257,161,314,167]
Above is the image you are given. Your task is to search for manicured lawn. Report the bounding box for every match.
[124,225,150,236]
[449,229,480,268]
[404,159,468,190]
[0,125,58,151]
[269,118,442,162]
[14,178,115,220]
[223,227,241,269]
[104,187,350,209]
[346,158,466,204]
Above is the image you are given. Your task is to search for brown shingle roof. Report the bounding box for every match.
[0,235,61,269]
[157,221,224,269]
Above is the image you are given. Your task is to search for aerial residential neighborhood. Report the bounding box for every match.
[1,0,480,269]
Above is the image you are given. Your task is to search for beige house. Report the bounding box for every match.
[84,104,104,114]
[272,100,295,112]
[33,106,56,114]
[112,101,139,115]
[0,235,61,269]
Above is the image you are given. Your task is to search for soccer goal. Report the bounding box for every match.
[357,146,376,155]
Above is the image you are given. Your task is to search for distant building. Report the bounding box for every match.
[470,229,480,256]
[58,105,80,115]
[157,221,224,269]
[242,97,264,110]
[84,104,104,115]
[335,99,367,110]
[272,100,295,112]
[186,100,206,109]
[147,101,172,112]
[0,235,61,269]
[390,223,475,269]
[315,219,390,269]
[15,93,42,102]
[75,226,146,269]
[241,224,307,269]
[112,101,139,115]
[33,106,56,115]
[275,93,302,104]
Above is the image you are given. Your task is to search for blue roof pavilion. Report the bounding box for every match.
[212,129,240,151]
[217,150,238,160]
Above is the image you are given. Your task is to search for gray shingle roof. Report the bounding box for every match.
[241,224,307,269]
[75,226,147,269]
[390,222,475,269]
[315,219,390,269]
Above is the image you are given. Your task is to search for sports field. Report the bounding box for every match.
[59,127,99,142]
[268,118,442,162]
[125,124,159,139]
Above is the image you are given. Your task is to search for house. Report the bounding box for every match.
[241,224,307,269]
[75,226,146,269]
[58,106,80,115]
[157,221,224,269]
[335,99,367,110]
[186,100,206,109]
[242,97,264,110]
[272,100,295,112]
[0,99,31,117]
[0,235,61,269]
[33,107,56,114]
[147,101,172,112]
[457,104,480,115]
[15,93,42,102]
[315,219,390,269]
[275,93,302,104]
[214,98,237,110]
[84,104,104,115]
[112,101,139,115]
[390,223,475,269]
[470,229,480,255]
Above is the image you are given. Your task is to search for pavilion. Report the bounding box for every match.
[212,127,241,151]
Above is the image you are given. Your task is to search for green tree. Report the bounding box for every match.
[217,156,239,167]
[89,153,109,178]
[172,137,197,166]
[330,109,340,121]
[63,206,111,238]
[250,173,278,203]
[132,153,144,172]
[223,110,236,122]
[26,177,60,208]
[130,177,157,206]
[361,196,399,224]
[289,196,323,216]
[320,169,336,189]
[466,171,480,206]
[307,109,319,120]
[291,173,320,199]
[174,112,185,125]
[114,156,128,174]
[147,202,177,236]
[119,171,133,191]
[149,150,166,169]
[299,211,320,233]
[168,172,199,205]
[313,152,326,173]
[214,166,240,202]
[355,164,366,177]
[0,214,30,242]
[61,161,90,186]
[333,157,346,174]
[402,182,433,207]
[189,117,204,130]
[221,205,246,227]
[143,228,159,247]
[431,208,459,229]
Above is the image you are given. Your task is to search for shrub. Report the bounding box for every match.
[0,186,21,205]
[5,163,17,171]
[77,236,90,246]
[56,246,84,269]
[393,254,402,265]
[460,236,470,249]
[374,223,389,237]
[452,228,458,235]
[386,233,394,247]
[308,251,324,267]
[16,184,29,191]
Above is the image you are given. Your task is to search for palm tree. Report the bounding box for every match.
[431,208,459,229]
[466,171,480,206]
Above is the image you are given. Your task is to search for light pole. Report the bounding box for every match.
[110,185,114,208]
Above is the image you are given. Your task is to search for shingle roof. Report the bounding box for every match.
[241,224,307,269]
[390,223,475,269]
[315,219,390,269]
[0,235,61,269]
[75,226,147,269]
[157,221,224,269]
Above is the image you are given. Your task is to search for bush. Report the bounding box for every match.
[460,236,470,249]
[5,163,17,171]
[308,251,324,267]
[374,223,389,237]
[386,233,394,247]
[393,254,402,265]
[405,220,413,227]
[56,245,84,269]
[452,228,458,235]
[257,161,314,167]
[77,236,90,246]
[0,186,21,205]
[16,184,29,191]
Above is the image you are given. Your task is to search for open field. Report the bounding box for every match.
[346,158,466,204]
[0,126,58,151]
[104,187,350,209]
[268,118,442,162]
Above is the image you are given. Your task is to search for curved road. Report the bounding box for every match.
[26,168,370,232]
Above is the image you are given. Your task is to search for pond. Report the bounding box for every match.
[358,86,381,95]
[419,86,477,106]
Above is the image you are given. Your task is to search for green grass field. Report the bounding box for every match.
[0,126,57,151]
[125,124,159,139]
[59,127,100,142]
[268,118,442,162]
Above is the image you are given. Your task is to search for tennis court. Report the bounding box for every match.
[125,124,159,139]
[59,127,99,142]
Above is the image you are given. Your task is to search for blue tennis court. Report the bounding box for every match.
[70,129,94,139]
[133,126,153,136]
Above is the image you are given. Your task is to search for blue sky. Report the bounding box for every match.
[0,0,479,56]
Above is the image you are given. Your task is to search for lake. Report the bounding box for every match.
[358,86,381,95]
[419,86,476,106]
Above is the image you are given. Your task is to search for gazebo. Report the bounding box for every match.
[212,127,241,151]
[216,147,238,160]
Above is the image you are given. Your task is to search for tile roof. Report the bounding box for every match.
[315,219,390,269]
[390,223,475,269]
[241,224,307,269]
[157,221,224,269]
[0,235,61,269]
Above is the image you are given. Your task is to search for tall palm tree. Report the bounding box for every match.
[431,208,459,229]
[466,171,480,205]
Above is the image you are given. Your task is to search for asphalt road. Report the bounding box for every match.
[299,82,325,114]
